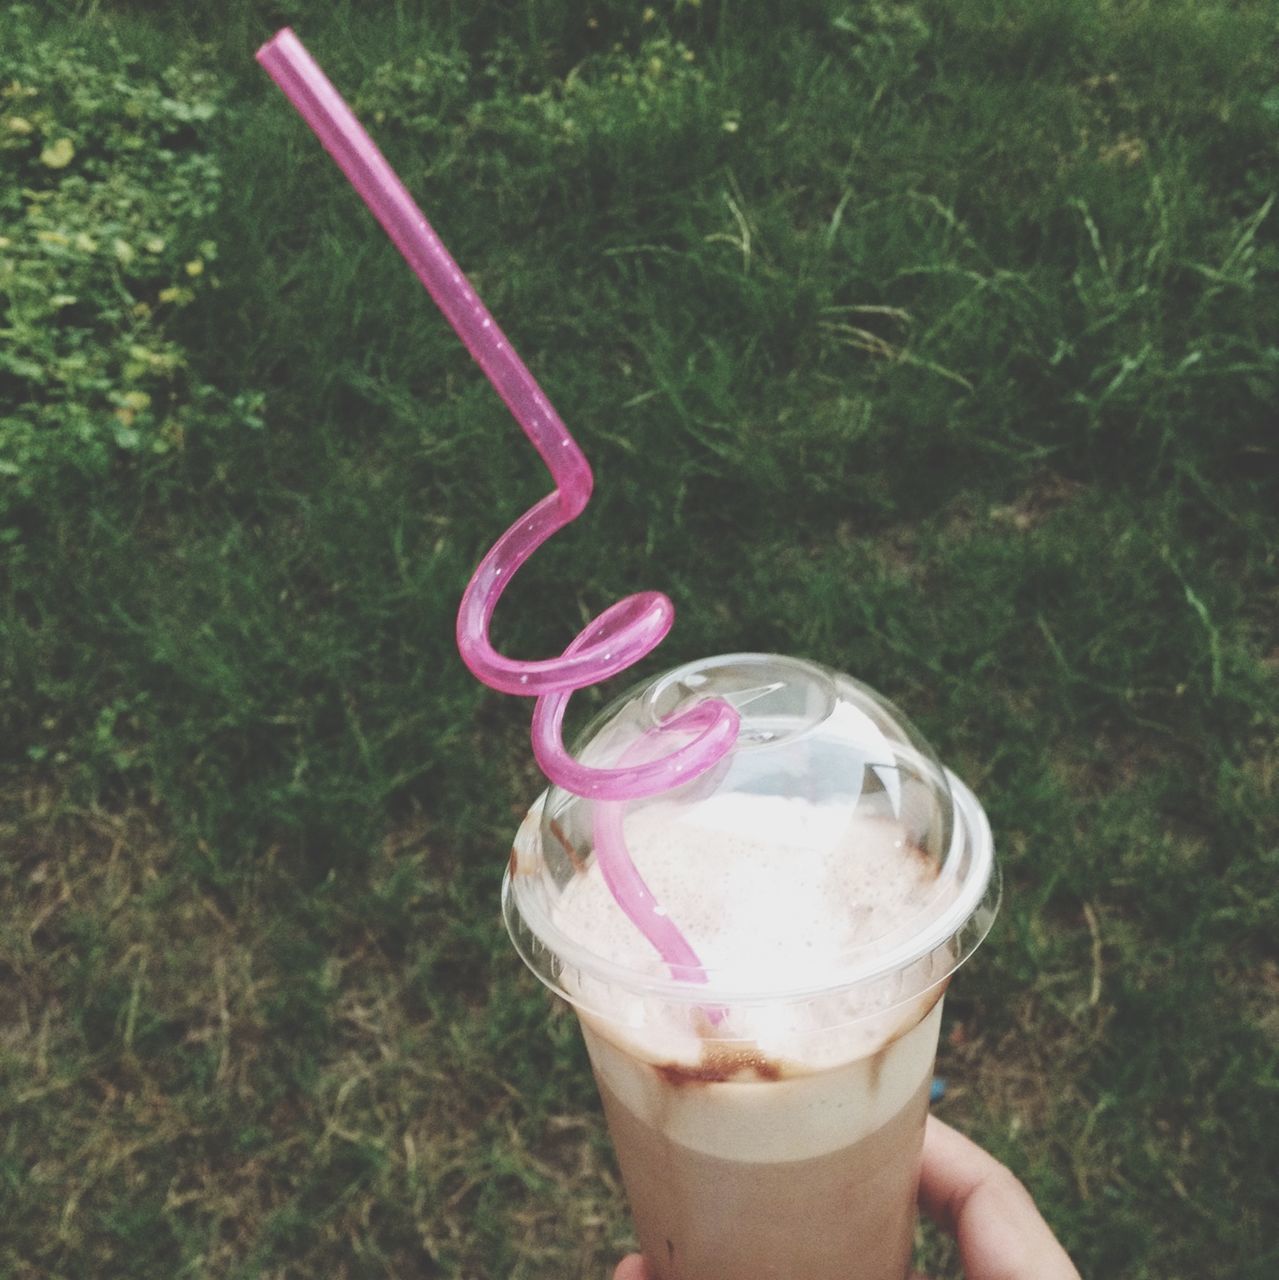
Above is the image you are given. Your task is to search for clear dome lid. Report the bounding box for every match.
[505,654,998,1008]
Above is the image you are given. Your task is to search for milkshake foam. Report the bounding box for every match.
[544,791,956,1162]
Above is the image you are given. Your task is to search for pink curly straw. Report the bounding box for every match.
[257,29,738,981]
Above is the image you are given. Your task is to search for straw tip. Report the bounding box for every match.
[256,27,298,65]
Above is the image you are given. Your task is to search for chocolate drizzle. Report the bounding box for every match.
[655,1046,784,1086]
[548,818,586,874]
[652,978,953,1093]
[866,981,951,1092]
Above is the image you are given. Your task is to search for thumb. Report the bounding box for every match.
[918,1118,1081,1280]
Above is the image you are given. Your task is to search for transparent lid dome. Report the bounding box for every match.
[506,653,997,1006]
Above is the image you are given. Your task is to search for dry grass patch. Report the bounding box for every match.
[0,796,631,1276]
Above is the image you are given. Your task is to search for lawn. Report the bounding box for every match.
[1,1,1276,1277]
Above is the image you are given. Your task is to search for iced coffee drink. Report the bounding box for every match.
[251,40,993,1276]
[252,47,975,1274]
[504,655,998,1280]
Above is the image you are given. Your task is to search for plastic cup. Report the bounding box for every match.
[504,654,999,1280]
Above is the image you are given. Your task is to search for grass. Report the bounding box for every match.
[2,0,1277,1276]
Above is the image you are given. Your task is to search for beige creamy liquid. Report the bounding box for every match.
[549,793,955,1280]
[597,1065,932,1280]
[578,998,942,1280]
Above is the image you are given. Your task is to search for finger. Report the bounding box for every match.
[613,1255,649,1280]
[918,1118,1081,1280]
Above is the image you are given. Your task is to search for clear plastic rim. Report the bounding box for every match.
[503,769,999,1007]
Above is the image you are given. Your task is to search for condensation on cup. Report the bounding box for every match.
[504,654,1000,1280]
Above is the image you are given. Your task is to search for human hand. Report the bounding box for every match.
[612,1116,1080,1280]
[909,1116,1081,1278]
